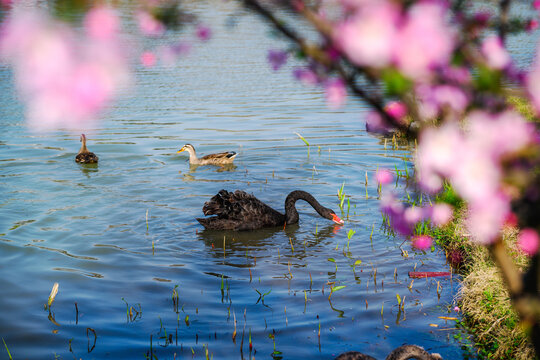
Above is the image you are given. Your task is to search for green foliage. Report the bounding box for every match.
[382,68,412,96]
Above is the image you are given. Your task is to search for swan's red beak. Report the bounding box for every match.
[332,213,344,225]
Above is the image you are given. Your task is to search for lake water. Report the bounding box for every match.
[1,1,538,359]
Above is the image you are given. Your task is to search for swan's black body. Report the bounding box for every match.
[335,345,442,360]
[196,190,343,231]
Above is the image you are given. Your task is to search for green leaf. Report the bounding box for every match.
[331,285,346,293]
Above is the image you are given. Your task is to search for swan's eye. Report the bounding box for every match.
[332,213,344,225]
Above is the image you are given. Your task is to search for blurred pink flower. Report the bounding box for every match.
[527,19,539,32]
[416,122,465,192]
[375,168,393,185]
[0,9,130,130]
[452,147,500,204]
[416,84,469,120]
[385,101,407,122]
[517,228,539,256]
[527,61,540,113]
[324,78,347,109]
[534,0,540,10]
[293,67,318,85]
[453,306,460,313]
[429,203,453,226]
[267,49,288,71]
[136,10,165,36]
[481,36,511,70]
[195,25,212,41]
[141,51,157,67]
[467,110,534,158]
[393,2,456,80]
[442,66,472,85]
[84,6,119,40]
[404,206,424,225]
[412,235,432,251]
[365,111,392,134]
[467,193,510,244]
[334,1,399,68]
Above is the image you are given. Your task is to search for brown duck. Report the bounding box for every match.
[75,134,98,164]
[177,144,236,166]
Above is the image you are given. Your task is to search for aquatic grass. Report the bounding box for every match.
[121,298,142,322]
[346,229,356,251]
[145,209,149,232]
[2,338,12,360]
[328,284,346,300]
[255,288,271,306]
[86,327,97,353]
[46,282,59,312]
[327,258,337,272]
[172,285,179,313]
[337,183,346,211]
[295,132,310,157]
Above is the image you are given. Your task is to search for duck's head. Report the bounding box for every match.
[80,134,86,142]
[177,144,194,154]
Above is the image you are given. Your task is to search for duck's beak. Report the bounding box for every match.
[332,213,344,225]
[177,147,185,153]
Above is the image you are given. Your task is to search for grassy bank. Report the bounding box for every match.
[431,213,535,359]
[426,95,538,359]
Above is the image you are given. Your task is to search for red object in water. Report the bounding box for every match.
[408,271,451,278]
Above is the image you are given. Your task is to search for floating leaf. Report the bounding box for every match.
[353,259,362,270]
[327,258,336,263]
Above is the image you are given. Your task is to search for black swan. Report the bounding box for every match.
[75,134,98,164]
[177,144,237,165]
[335,345,443,360]
[196,190,344,231]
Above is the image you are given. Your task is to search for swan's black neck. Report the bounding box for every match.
[284,190,329,224]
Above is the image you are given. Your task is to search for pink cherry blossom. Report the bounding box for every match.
[416,84,469,120]
[84,6,119,40]
[136,10,165,37]
[324,78,347,109]
[517,228,539,256]
[467,193,510,244]
[534,0,540,10]
[0,9,130,130]
[467,110,534,158]
[334,1,400,68]
[412,235,432,251]
[267,49,288,71]
[293,67,318,85]
[481,36,511,70]
[527,19,539,32]
[416,122,465,192]
[404,206,424,225]
[393,2,456,80]
[365,111,392,134]
[195,25,212,41]
[429,203,453,226]
[141,51,157,67]
[375,168,393,185]
[385,101,407,122]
